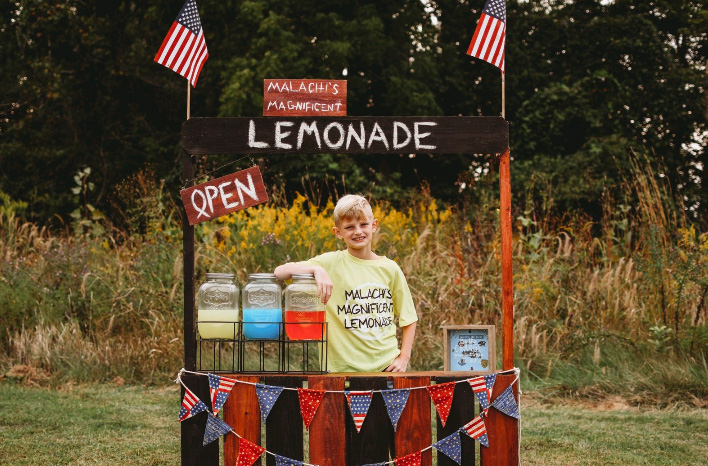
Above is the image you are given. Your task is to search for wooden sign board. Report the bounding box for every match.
[263,79,347,116]
[443,325,496,373]
[182,116,508,155]
[180,166,268,225]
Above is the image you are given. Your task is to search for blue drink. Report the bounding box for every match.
[242,308,282,339]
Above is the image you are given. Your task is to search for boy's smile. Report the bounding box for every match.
[333,216,379,258]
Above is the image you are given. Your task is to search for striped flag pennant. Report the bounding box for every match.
[297,388,326,430]
[426,380,457,428]
[466,0,506,72]
[345,390,373,433]
[179,386,209,422]
[468,373,496,413]
[154,0,209,87]
[433,430,463,465]
[461,414,489,447]
[208,373,237,416]
[255,383,284,423]
[394,451,422,466]
[203,413,232,446]
[381,388,410,432]
[235,437,266,466]
[491,384,520,419]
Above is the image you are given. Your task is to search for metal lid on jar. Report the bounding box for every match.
[291,273,315,280]
[248,273,277,280]
[205,272,235,280]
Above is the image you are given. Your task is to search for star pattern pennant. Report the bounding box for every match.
[394,451,422,466]
[274,454,305,466]
[345,390,373,433]
[491,385,520,419]
[297,388,326,429]
[208,373,237,416]
[381,388,410,432]
[468,373,496,413]
[426,381,456,427]
[179,386,209,422]
[433,430,462,465]
[256,383,284,423]
[461,414,489,447]
[203,413,232,446]
[235,437,266,466]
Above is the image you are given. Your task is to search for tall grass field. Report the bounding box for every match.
[1,156,707,408]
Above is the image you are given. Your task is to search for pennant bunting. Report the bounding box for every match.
[381,388,410,432]
[274,454,305,466]
[256,383,284,423]
[235,437,266,466]
[208,373,237,416]
[395,451,422,466]
[491,385,520,419]
[469,373,496,413]
[297,388,326,429]
[179,386,209,422]
[433,431,463,465]
[203,414,232,446]
[461,414,489,447]
[345,390,373,433]
[426,381,456,427]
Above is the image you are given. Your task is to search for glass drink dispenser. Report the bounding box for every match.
[284,273,325,340]
[242,273,282,339]
[197,273,239,339]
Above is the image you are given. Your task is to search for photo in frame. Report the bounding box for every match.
[443,325,496,373]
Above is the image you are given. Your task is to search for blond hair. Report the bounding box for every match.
[333,194,374,226]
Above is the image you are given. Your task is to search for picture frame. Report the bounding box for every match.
[443,325,496,373]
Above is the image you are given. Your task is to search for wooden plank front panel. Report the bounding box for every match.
[393,376,432,466]
[181,373,219,466]
[224,376,261,466]
[480,373,519,466]
[308,376,347,466]
[265,376,304,466]
[182,117,509,155]
[347,377,392,466]
[435,377,476,466]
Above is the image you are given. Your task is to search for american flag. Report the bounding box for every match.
[461,415,489,447]
[208,373,237,415]
[154,0,209,87]
[466,0,506,72]
[346,390,373,432]
[468,373,496,412]
[179,386,208,422]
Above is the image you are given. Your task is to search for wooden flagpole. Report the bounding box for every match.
[499,68,514,371]
[187,81,191,120]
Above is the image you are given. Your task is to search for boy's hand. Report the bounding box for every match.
[384,354,410,372]
[313,266,333,304]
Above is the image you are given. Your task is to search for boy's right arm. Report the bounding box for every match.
[274,262,333,304]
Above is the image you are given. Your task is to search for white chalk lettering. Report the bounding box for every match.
[414,122,437,150]
[248,119,269,148]
[297,121,322,149]
[367,122,390,150]
[205,185,219,214]
[234,174,259,205]
[393,121,412,150]
[218,182,239,209]
[346,122,366,150]
[191,190,210,219]
[274,121,294,149]
[323,122,345,149]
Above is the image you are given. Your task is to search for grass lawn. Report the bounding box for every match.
[1,382,706,465]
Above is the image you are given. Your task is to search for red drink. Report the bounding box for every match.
[285,310,326,340]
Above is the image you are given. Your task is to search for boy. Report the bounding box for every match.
[274,194,418,372]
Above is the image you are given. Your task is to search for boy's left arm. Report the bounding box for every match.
[384,322,417,372]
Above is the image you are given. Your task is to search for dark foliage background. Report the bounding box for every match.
[1,0,706,225]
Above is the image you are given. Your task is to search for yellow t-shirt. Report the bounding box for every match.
[308,250,418,372]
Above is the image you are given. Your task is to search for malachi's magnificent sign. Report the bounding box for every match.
[263,79,347,116]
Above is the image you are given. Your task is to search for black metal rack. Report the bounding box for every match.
[195,321,328,373]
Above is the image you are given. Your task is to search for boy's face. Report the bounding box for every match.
[333,214,378,252]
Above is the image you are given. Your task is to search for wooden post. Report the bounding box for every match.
[499,147,514,370]
[182,147,196,372]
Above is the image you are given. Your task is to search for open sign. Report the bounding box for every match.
[180,166,268,225]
